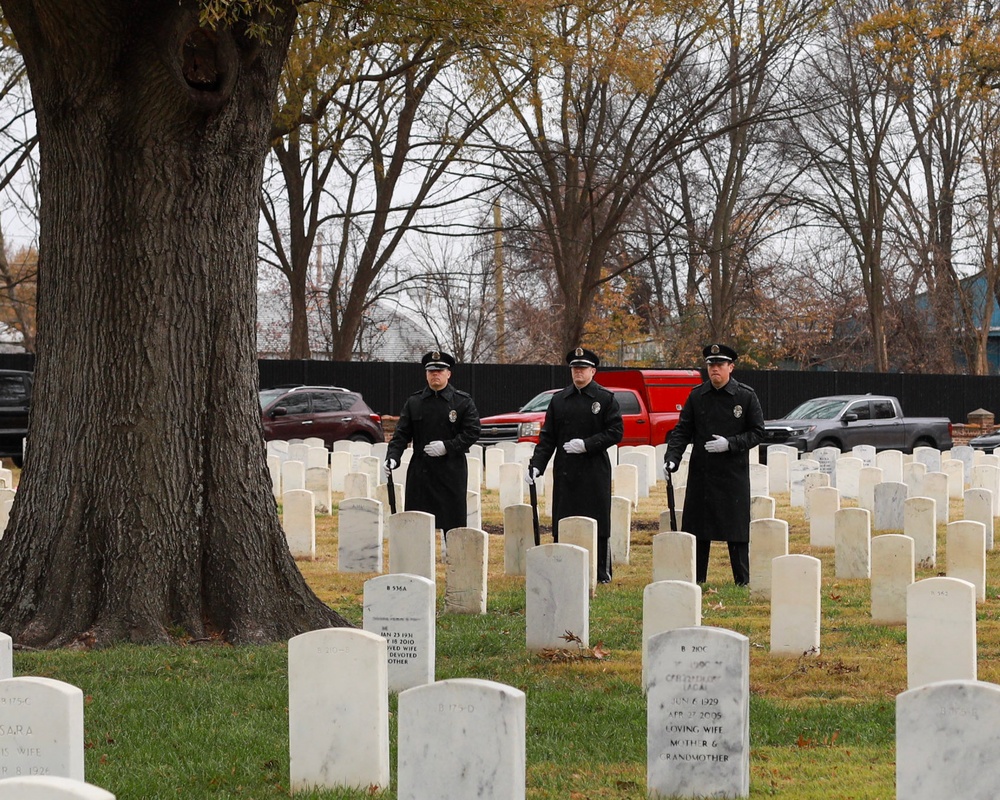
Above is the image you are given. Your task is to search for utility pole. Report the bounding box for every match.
[493,199,506,363]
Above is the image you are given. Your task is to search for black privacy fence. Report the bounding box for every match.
[2,353,995,424]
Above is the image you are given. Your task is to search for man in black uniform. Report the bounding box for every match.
[527,347,623,583]
[664,343,764,585]
[385,351,481,539]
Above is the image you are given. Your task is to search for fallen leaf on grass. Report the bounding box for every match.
[538,633,612,662]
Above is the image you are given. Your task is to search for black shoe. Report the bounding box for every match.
[598,577,611,584]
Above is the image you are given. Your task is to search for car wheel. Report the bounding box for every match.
[913,437,935,450]
[349,434,374,444]
[816,438,841,452]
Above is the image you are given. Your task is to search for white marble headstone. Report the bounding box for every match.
[387,510,435,581]
[613,463,639,509]
[288,629,389,793]
[305,466,332,514]
[749,518,787,602]
[646,627,750,799]
[896,680,1000,799]
[363,574,436,692]
[611,495,631,566]
[835,456,863,499]
[913,445,942,474]
[766,450,790,495]
[950,444,975,484]
[503,504,534,576]
[871,534,914,625]
[0,677,84,781]
[338,497,384,573]
[907,577,976,689]
[397,679,525,800]
[834,507,870,579]
[329,451,352,492]
[808,486,839,547]
[946,520,986,602]
[444,527,488,614]
[282,489,316,559]
[498,462,525,510]
[873,481,907,531]
[281,460,306,493]
[485,447,504,490]
[652,531,696,585]
[903,496,936,567]
[851,444,876,468]
[526,544,589,651]
[857,466,883,513]
[770,555,821,657]
[963,488,994,550]
[875,449,904,483]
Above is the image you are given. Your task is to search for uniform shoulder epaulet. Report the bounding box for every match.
[454,389,472,399]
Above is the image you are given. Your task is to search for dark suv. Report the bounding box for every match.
[259,385,384,446]
[0,369,31,466]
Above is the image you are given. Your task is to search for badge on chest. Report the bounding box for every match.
[449,409,457,423]
[591,401,600,415]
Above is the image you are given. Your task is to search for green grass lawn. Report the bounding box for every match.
[15,479,995,799]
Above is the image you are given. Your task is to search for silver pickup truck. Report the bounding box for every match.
[762,394,953,454]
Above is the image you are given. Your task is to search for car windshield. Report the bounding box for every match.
[520,392,554,412]
[259,388,287,409]
[784,398,849,419]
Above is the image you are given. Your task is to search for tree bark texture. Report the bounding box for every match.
[0,0,348,646]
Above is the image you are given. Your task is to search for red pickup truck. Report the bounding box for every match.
[477,368,703,447]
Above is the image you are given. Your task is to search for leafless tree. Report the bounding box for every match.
[479,0,828,359]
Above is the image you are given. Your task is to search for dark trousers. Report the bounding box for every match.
[597,535,612,583]
[696,538,749,585]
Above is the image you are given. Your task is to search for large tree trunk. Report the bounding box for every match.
[0,0,348,646]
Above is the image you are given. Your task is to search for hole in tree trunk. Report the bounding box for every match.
[182,28,224,92]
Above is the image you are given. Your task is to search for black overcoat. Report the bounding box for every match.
[386,383,480,532]
[529,381,624,539]
[665,378,764,542]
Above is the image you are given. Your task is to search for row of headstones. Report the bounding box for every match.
[288,622,753,798]
[292,509,628,615]
[642,539,983,691]
[288,619,997,800]
[0,621,987,800]
[267,437,669,513]
[282,490,638,578]
[758,443,999,502]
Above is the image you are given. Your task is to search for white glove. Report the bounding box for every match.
[525,467,541,485]
[424,440,446,457]
[666,459,678,473]
[705,434,730,454]
[563,438,586,454]
[383,458,398,478]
